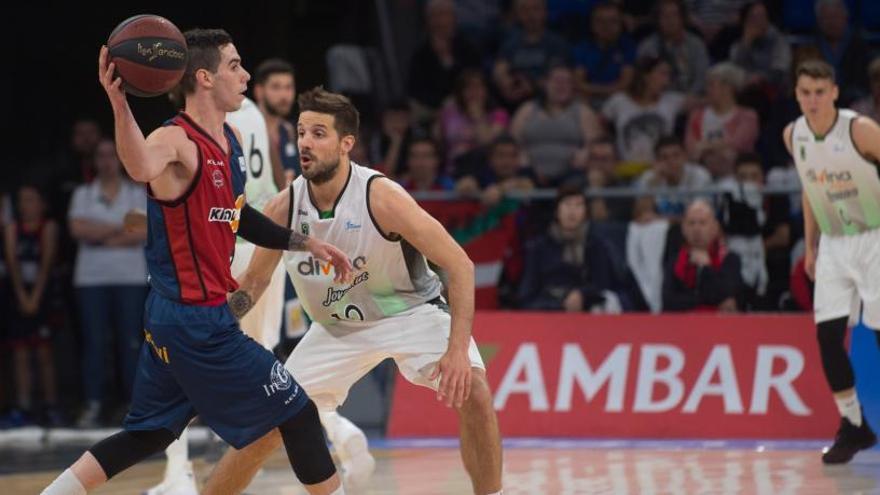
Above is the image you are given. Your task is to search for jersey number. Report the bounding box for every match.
[331,304,365,321]
[248,133,263,178]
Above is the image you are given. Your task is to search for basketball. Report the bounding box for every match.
[107,15,187,97]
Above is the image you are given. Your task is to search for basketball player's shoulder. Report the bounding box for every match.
[148,123,188,143]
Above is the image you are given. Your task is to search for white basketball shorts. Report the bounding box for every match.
[285,301,485,410]
[814,228,880,328]
[230,241,286,349]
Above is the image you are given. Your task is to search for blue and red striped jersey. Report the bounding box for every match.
[145,112,247,305]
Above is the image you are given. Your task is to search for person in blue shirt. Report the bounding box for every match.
[572,1,636,106]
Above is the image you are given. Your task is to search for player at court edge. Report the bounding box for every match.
[198,87,504,495]
[784,59,880,464]
[146,68,373,495]
[41,28,352,495]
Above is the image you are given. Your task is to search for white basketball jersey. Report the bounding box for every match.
[227,97,278,211]
[792,109,880,236]
[283,163,442,325]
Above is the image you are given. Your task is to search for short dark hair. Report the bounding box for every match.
[796,59,836,82]
[180,28,234,95]
[490,133,518,153]
[254,58,295,86]
[654,135,683,154]
[556,182,585,205]
[298,87,360,138]
[735,151,763,169]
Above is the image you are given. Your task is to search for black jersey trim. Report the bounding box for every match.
[179,112,231,157]
[306,162,352,218]
[366,175,402,242]
[287,183,295,229]
[184,202,209,301]
[806,109,839,141]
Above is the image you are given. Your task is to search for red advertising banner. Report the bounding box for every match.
[387,313,839,438]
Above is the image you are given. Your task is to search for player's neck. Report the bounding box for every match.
[310,158,352,210]
[805,108,838,138]
[183,96,228,143]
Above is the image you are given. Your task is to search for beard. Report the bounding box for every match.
[302,155,340,185]
[263,99,292,118]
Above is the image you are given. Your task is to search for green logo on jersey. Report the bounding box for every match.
[800,145,806,161]
[301,223,309,235]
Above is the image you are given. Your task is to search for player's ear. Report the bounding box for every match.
[196,68,213,89]
[340,135,355,155]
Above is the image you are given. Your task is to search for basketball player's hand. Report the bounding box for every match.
[306,238,354,284]
[804,248,817,282]
[430,347,472,409]
[98,46,127,108]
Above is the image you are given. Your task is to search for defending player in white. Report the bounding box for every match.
[200,87,504,494]
[784,59,880,464]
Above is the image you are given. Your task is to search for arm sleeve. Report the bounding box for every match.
[236,202,301,251]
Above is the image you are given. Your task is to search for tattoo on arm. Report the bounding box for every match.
[288,231,309,251]
[229,289,255,320]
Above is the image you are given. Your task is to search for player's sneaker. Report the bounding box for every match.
[822,416,877,464]
[143,461,198,495]
[339,429,375,490]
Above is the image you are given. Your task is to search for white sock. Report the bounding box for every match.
[163,427,190,478]
[487,491,503,495]
[330,484,346,495]
[41,468,86,495]
[836,394,863,427]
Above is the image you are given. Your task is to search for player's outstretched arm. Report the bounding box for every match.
[98,46,181,183]
[369,178,475,409]
[228,190,288,319]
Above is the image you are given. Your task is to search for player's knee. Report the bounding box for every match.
[462,371,494,416]
[817,317,848,348]
[88,429,176,480]
[278,400,337,485]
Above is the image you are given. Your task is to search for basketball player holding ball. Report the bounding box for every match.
[41,17,351,495]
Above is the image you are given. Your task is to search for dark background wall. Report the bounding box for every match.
[7,0,380,183]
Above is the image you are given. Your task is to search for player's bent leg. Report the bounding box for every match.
[43,429,176,494]
[456,369,503,495]
[202,429,283,495]
[279,400,343,494]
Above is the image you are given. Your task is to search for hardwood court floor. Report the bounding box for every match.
[4,439,880,494]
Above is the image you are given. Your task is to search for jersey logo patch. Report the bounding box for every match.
[208,195,245,233]
[301,223,310,235]
[345,220,362,231]
[238,156,246,172]
[207,158,225,167]
[212,169,225,188]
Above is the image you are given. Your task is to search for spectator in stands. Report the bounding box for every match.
[684,0,748,60]
[511,63,602,187]
[729,1,792,95]
[637,0,710,94]
[636,136,711,218]
[602,56,686,166]
[437,70,509,172]
[69,139,148,428]
[852,58,880,122]
[455,135,535,206]
[663,198,743,311]
[408,0,482,118]
[572,2,636,106]
[518,185,631,312]
[493,0,570,109]
[3,183,61,427]
[398,137,456,191]
[809,0,871,105]
[58,118,103,185]
[685,62,759,180]
[369,101,415,178]
[565,137,633,222]
[733,152,792,309]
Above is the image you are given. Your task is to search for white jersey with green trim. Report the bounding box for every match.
[282,162,443,325]
[227,97,278,212]
[792,109,880,236]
